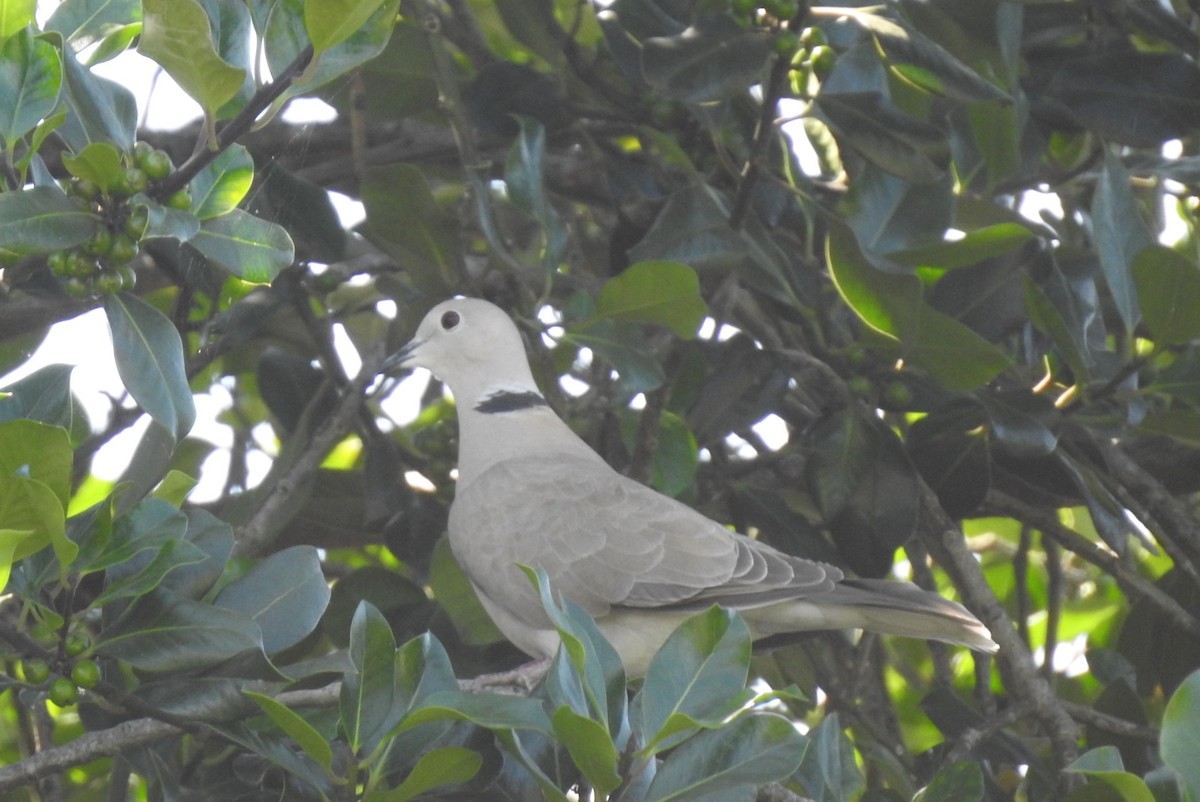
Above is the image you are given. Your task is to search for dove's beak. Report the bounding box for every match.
[380,338,424,376]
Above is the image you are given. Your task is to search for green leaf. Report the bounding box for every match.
[0,528,36,592]
[0,0,35,39]
[58,43,136,149]
[305,0,387,54]
[138,0,245,117]
[567,320,666,394]
[61,141,124,192]
[1161,669,1200,800]
[641,15,772,103]
[189,144,254,220]
[644,713,807,802]
[827,223,1008,389]
[921,761,984,802]
[90,538,209,608]
[1063,749,1156,802]
[340,601,397,753]
[792,713,865,802]
[96,590,264,672]
[0,419,72,508]
[136,194,201,242]
[505,116,567,272]
[188,209,295,282]
[0,186,96,256]
[0,472,71,565]
[597,261,708,339]
[0,28,62,147]
[103,292,197,440]
[1133,245,1200,345]
[45,0,141,49]
[889,223,1034,269]
[0,364,75,429]
[365,746,483,802]
[214,546,330,654]
[818,91,948,185]
[244,690,334,772]
[399,690,553,737]
[1092,150,1149,333]
[551,707,622,797]
[639,607,753,753]
[362,163,460,294]
[854,12,1009,103]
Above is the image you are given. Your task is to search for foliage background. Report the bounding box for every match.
[2,0,1200,799]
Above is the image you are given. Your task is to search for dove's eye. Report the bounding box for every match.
[440,311,461,330]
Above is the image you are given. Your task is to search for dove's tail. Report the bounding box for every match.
[747,579,1000,653]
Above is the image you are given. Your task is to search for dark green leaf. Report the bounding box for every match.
[551,706,622,796]
[1133,245,1200,345]
[890,223,1034,269]
[103,292,196,440]
[639,607,752,753]
[362,163,461,294]
[365,746,483,802]
[977,389,1060,458]
[340,601,398,753]
[0,365,75,429]
[0,186,96,256]
[188,209,294,282]
[58,43,136,149]
[792,713,865,802]
[1092,151,1149,333]
[244,690,335,771]
[400,690,553,737]
[907,402,991,519]
[596,261,708,339]
[214,546,330,654]
[641,15,771,103]
[0,28,62,147]
[1161,670,1200,800]
[96,590,264,672]
[567,320,666,394]
[644,713,807,802]
[922,761,984,802]
[91,538,210,607]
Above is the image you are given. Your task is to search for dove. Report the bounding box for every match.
[382,298,998,675]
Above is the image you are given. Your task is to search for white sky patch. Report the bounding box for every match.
[331,322,362,378]
[329,191,366,229]
[283,97,338,124]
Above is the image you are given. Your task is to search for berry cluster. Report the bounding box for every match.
[47,141,191,299]
[728,0,836,77]
[13,631,99,708]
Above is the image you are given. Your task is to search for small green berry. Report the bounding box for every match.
[124,206,150,239]
[166,188,192,211]
[65,249,98,278]
[809,45,836,78]
[22,658,51,684]
[116,264,137,291]
[70,659,101,689]
[94,269,124,295]
[108,234,139,265]
[799,26,825,48]
[47,250,71,276]
[83,227,113,257]
[140,149,172,180]
[773,31,800,57]
[115,167,148,197]
[65,632,89,657]
[68,177,100,200]
[48,677,78,706]
[62,276,93,299]
[133,141,154,163]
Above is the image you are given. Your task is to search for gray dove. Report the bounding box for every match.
[382,298,998,675]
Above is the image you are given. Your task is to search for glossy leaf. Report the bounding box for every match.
[551,706,621,796]
[977,389,1060,458]
[90,538,209,608]
[890,223,1034,269]
[567,320,666,394]
[0,28,62,147]
[792,713,865,802]
[244,690,334,771]
[1160,669,1200,800]
[400,690,553,737]
[103,292,196,440]
[58,43,136,148]
[188,209,295,282]
[639,607,753,753]
[644,713,807,802]
[0,471,69,564]
[189,144,254,220]
[0,186,96,256]
[1064,748,1156,802]
[214,546,330,654]
[1133,245,1200,345]
[1092,151,1149,332]
[139,0,245,117]
[96,590,264,672]
[506,116,567,272]
[341,601,398,753]
[365,746,483,802]
[597,261,708,339]
[0,0,34,38]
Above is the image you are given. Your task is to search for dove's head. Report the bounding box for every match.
[381,298,540,403]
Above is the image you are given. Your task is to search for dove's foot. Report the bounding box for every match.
[460,658,551,695]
